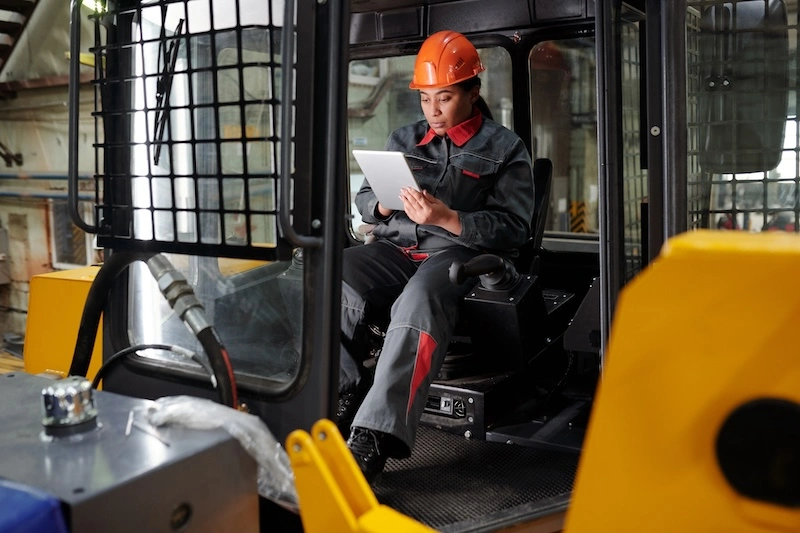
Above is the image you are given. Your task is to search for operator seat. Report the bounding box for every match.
[442,158,553,375]
[448,157,552,282]
[521,158,553,276]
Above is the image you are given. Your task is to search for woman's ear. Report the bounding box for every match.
[470,86,480,104]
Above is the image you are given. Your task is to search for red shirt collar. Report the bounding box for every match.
[416,107,483,147]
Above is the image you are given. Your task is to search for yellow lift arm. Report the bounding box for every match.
[287,419,436,533]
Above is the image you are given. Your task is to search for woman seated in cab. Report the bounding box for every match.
[339,30,535,484]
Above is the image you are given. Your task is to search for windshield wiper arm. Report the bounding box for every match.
[153,18,184,166]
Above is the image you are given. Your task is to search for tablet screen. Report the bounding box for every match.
[352,150,421,211]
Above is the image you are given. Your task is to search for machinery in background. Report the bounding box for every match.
[24,267,103,381]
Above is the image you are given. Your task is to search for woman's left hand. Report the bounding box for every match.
[400,188,462,235]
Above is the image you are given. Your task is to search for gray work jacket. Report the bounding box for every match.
[355,115,535,255]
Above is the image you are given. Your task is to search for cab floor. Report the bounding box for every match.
[374,425,579,532]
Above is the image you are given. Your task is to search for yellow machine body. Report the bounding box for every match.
[24,266,102,380]
[565,231,800,532]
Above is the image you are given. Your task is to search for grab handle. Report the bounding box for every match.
[68,0,99,233]
[277,0,322,249]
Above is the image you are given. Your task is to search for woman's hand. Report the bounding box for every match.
[400,188,462,235]
[376,203,394,218]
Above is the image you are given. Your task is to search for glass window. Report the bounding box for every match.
[529,39,599,236]
[346,47,513,239]
[531,33,645,279]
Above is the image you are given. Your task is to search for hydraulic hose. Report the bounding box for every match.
[68,251,238,408]
[91,343,172,390]
[195,328,237,408]
[69,251,154,377]
[91,343,217,393]
[145,254,238,408]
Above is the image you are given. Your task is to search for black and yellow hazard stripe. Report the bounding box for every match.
[570,201,588,233]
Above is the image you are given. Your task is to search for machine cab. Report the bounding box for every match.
[52,0,800,529]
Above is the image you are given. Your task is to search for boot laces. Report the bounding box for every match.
[349,428,381,459]
[337,391,355,418]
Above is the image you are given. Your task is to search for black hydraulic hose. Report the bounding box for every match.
[145,254,238,408]
[196,328,238,408]
[69,251,154,377]
[91,343,218,396]
[69,251,238,408]
[91,343,173,389]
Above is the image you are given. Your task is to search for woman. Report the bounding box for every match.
[339,30,535,484]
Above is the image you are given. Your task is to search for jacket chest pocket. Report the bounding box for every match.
[405,154,442,188]
[406,154,438,172]
[448,152,500,209]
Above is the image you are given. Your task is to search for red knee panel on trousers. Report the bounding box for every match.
[407,332,436,416]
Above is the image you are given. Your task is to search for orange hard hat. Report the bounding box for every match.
[409,31,485,90]
[531,41,569,71]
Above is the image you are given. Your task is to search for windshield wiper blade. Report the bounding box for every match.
[153,18,184,166]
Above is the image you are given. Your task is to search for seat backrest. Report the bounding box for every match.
[531,158,553,252]
[516,158,553,275]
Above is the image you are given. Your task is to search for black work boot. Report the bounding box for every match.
[346,427,388,485]
[337,376,373,437]
[336,388,364,437]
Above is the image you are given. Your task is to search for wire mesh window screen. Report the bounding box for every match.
[686,6,713,230]
[687,0,799,232]
[90,0,296,259]
[620,20,646,280]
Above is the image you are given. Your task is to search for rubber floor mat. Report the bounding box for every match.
[373,426,579,531]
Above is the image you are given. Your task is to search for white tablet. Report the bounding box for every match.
[352,150,421,211]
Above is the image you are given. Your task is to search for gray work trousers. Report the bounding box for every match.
[340,240,480,457]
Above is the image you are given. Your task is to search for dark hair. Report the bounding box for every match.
[455,76,493,121]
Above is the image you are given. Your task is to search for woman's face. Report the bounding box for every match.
[419,84,479,136]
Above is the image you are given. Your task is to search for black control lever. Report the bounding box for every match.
[449,254,520,291]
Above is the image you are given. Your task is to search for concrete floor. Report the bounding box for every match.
[0,351,23,374]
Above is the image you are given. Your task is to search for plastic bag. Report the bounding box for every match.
[146,395,299,512]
